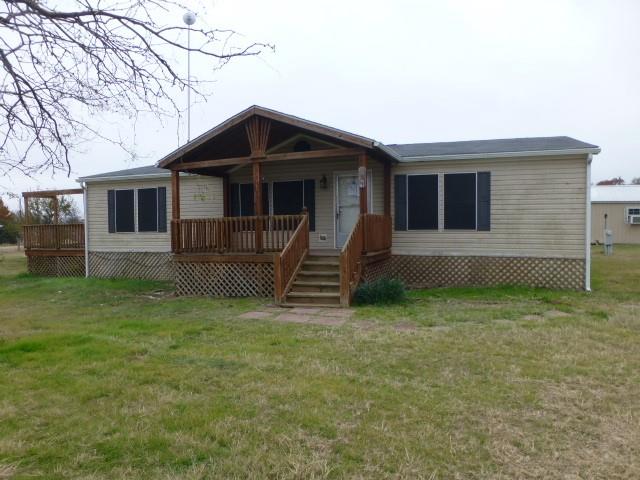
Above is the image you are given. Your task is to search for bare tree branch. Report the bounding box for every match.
[0,0,272,176]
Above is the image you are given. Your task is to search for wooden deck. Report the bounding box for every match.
[23,224,85,256]
[173,213,391,306]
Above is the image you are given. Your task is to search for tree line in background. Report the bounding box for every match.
[596,177,640,185]
[0,196,81,244]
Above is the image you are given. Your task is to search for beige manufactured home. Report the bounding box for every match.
[23,106,600,304]
[591,185,640,244]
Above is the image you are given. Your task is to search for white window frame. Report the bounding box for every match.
[625,205,640,225]
[112,187,165,234]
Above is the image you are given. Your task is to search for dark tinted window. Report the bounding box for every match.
[273,181,304,215]
[444,173,476,229]
[231,183,269,216]
[239,184,255,216]
[408,175,438,230]
[138,188,158,232]
[115,189,135,232]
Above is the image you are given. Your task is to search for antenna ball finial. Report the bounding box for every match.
[183,11,196,26]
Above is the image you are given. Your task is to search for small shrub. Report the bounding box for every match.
[354,277,406,305]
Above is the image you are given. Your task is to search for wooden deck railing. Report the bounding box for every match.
[23,224,85,250]
[171,215,305,254]
[274,214,309,302]
[339,215,364,306]
[363,214,392,253]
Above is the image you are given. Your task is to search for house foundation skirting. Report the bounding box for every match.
[88,251,173,280]
[362,255,586,291]
[27,255,85,277]
[174,257,274,297]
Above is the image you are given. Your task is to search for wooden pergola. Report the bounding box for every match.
[22,188,84,224]
[22,188,85,255]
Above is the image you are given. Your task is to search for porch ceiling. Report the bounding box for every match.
[157,105,399,176]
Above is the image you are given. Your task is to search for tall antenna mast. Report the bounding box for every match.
[182,11,196,142]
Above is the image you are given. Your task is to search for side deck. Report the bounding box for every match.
[23,223,86,277]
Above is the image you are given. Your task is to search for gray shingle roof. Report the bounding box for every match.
[80,136,600,182]
[79,165,168,181]
[387,136,600,159]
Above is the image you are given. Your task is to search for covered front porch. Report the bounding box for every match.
[165,107,396,305]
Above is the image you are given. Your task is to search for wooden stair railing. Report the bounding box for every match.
[274,213,309,303]
[338,213,392,306]
[339,215,364,306]
[362,213,392,253]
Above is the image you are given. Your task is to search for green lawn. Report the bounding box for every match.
[0,246,639,478]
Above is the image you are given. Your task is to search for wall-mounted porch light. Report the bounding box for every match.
[320,174,328,189]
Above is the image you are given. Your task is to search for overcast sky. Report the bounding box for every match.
[3,0,639,209]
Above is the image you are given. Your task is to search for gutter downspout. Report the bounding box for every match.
[585,154,592,292]
[82,182,90,278]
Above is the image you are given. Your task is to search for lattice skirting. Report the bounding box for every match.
[361,257,394,284]
[28,255,85,277]
[384,255,586,290]
[175,261,274,297]
[88,251,173,281]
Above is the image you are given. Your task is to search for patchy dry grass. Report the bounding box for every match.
[0,247,24,278]
[0,246,639,478]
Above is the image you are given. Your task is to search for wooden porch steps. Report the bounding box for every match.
[283,254,341,307]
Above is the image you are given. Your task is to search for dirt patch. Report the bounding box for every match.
[239,311,274,320]
[274,313,345,327]
[352,320,378,331]
[544,310,571,319]
[316,309,353,319]
[394,322,418,332]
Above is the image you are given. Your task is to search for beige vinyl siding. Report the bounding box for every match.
[591,202,640,244]
[86,175,222,252]
[230,156,384,249]
[392,155,588,258]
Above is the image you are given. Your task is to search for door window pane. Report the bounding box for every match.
[337,176,360,234]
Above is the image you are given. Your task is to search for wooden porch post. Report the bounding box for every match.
[253,160,264,253]
[359,153,368,215]
[52,196,60,225]
[359,153,368,254]
[171,170,181,253]
[245,116,271,254]
[222,175,230,217]
[383,161,391,216]
[23,196,29,224]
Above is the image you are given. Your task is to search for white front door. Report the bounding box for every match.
[335,173,370,248]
